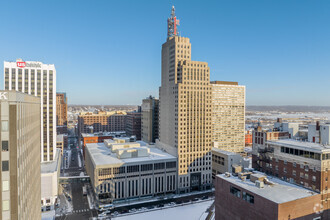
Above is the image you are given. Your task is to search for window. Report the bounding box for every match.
[284,160,287,165]
[1,121,8,132]
[2,181,9,191]
[154,163,165,170]
[305,165,309,172]
[2,200,9,211]
[230,186,241,198]
[284,168,287,173]
[293,170,296,176]
[243,192,254,204]
[2,161,9,171]
[127,165,139,173]
[141,164,153,171]
[293,162,296,168]
[312,176,316,182]
[305,174,309,180]
[2,141,8,152]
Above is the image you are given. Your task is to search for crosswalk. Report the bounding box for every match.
[72,209,90,213]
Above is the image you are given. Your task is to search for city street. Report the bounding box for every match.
[56,137,98,220]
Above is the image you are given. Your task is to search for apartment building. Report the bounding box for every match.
[211,81,245,153]
[85,138,177,203]
[0,91,41,220]
[141,96,159,144]
[157,6,212,193]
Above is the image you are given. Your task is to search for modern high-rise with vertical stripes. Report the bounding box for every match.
[4,59,56,162]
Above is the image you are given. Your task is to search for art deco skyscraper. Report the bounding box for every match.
[4,59,56,162]
[157,6,212,193]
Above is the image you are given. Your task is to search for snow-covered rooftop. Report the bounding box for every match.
[41,149,61,173]
[267,139,330,153]
[86,142,176,167]
[218,173,318,204]
[212,147,238,156]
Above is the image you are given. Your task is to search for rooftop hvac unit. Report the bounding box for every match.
[255,180,264,188]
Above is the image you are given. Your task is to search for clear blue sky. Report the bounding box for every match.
[1,0,330,105]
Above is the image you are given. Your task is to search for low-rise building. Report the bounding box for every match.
[215,172,322,220]
[78,111,127,145]
[56,134,68,155]
[81,131,126,158]
[85,138,177,204]
[212,148,249,179]
[245,130,253,146]
[41,149,61,212]
[252,138,330,216]
[273,118,299,138]
[308,121,330,145]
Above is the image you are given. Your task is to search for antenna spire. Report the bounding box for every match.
[167,6,180,38]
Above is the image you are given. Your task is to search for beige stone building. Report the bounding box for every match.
[85,138,177,203]
[141,96,159,144]
[157,8,212,193]
[211,81,245,153]
[0,91,41,220]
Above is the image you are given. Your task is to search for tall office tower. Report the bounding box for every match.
[0,91,41,220]
[141,96,159,143]
[157,6,212,193]
[56,92,67,126]
[211,81,245,153]
[4,59,56,162]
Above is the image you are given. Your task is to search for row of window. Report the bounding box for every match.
[99,162,177,176]
[230,186,254,204]
[280,146,321,160]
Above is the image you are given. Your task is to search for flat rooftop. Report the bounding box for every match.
[267,139,330,153]
[212,147,238,156]
[86,142,176,167]
[82,131,126,138]
[211,81,238,86]
[218,172,318,204]
[41,149,61,174]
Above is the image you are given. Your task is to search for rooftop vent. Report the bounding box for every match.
[255,180,264,188]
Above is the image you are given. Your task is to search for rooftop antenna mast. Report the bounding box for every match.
[167,6,180,38]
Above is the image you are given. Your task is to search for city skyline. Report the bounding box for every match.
[1,1,330,106]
